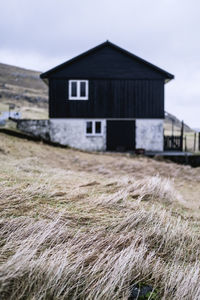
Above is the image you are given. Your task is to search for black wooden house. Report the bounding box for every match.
[40,41,174,152]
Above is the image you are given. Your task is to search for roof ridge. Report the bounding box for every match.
[40,41,174,81]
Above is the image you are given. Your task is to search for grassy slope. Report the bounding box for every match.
[0,133,200,299]
[0,63,48,119]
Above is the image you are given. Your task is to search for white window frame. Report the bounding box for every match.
[85,120,103,136]
[69,80,88,100]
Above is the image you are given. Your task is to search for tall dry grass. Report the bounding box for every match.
[1,134,200,299]
[0,176,200,299]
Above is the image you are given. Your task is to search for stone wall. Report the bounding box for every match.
[17,119,106,151]
[135,119,164,151]
[17,120,50,140]
[17,118,164,152]
[50,119,106,151]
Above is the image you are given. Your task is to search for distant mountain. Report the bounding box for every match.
[165,112,192,133]
[193,128,200,132]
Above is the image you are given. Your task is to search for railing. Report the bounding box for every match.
[164,136,183,151]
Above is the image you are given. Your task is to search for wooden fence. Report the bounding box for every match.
[164,135,183,151]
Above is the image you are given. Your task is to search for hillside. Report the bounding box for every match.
[165,111,192,133]
[0,63,47,91]
[0,62,192,132]
[0,132,200,299]
[0,63,48,119]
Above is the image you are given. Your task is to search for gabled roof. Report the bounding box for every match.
[40,41,174,81]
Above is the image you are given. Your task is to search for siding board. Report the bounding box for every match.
[50,79,164,119]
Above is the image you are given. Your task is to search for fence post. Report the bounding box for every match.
[194,132,196,152]
[172,119,174,136]
[180,121,184,151]
[185,136,187,152]
[199,132,200,151]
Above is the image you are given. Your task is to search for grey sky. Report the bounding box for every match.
[1,0,200,128]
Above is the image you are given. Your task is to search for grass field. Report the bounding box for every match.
[0,133,200,299]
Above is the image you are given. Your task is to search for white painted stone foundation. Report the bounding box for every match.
[50,118,164,152]
[17,118,164,152]
[50,119,106,151]
[135,119,164,152]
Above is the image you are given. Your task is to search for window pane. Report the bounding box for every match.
[95,121,101,134]
[80,82,86,97]
[86,121,92,134]
[71,82,77,97]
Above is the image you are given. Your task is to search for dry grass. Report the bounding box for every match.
[0,133,200,299]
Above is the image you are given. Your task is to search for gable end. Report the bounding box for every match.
[40,41,174,82]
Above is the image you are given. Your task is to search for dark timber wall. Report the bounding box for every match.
[42,44,172,119]
[49,78,164,118]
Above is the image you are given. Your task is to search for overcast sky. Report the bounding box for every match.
[1,0,200,128]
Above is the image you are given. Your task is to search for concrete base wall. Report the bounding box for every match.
[136,119,164,151]
[50,119,106,151]
[17,118,164,152]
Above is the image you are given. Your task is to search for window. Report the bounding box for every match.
[86,121,102,136]
[69,80,88,100]
[95,121,101,134]
[86,121,93,134]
